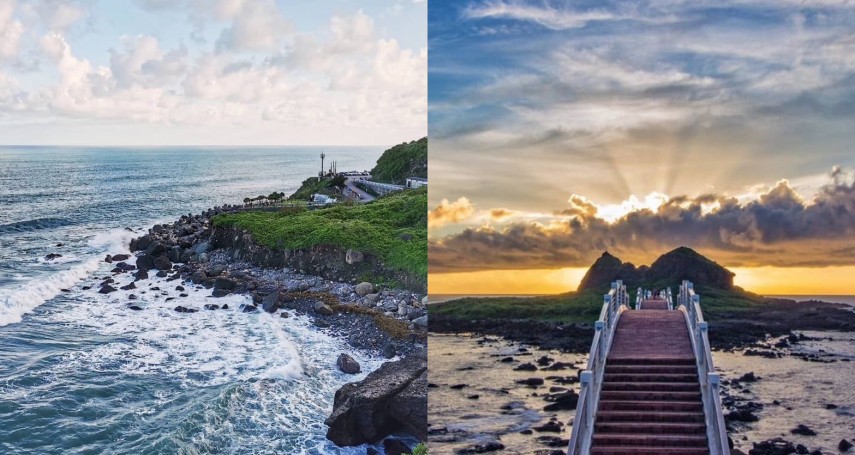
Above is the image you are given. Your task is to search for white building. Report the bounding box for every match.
[406,177,428,188]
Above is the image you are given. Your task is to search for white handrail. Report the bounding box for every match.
[677,281,730,455]
[568,280,630,455]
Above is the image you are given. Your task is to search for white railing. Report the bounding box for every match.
[568,280,630,455]
[677,281,730,455]
[666,287,673,310]
[635,287,643,310]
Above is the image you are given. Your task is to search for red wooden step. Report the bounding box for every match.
[600,390,701,401]
[598,400,703,412]
[591,446,710,454]
[604,373,698,382]
[592,434,708,448]
[602,382,700,392]
[595,422,707,435]
[596,410,706,423]
[605,365,697,375]
[608,357,696,366]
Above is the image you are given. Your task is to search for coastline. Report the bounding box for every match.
[92,201,428,449]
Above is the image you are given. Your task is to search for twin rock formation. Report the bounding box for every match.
[577,246,735,292]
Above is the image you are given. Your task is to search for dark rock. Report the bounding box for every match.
[381,343,396,359]
[499,356,514,363]
[136,254,155,271]
[749,437,796,455]
[467,394,480,400]
[543,390,579,411]
[279,312,289,318]
[536,355,554,366]
[825,403,838,410]
[456,441,505,453]
[211,288,231,297]
[533,421,562,433]
[239,304,258,313]
[120,282,136,290]
[99,285,117,294]
[516,377,544,387]
[175,285,185,291]
[214,277,236,290]
[727,409,759,422]
[261,292,280,313]
[221,304,229,310]
[134,269,149,281]
[337,353,361,374]
[153,255,172,271]
[130,235,151,251]
[449,384,468,389]
[739,372,760,382]
[155,270,168,278]
[514,362,537,371]
[105,254,113,263]
[44,253,63,261]
[112,254,130,262]
[382,438,410,455]
[840,439,853,452]
[790,424,817,436]
[204,304,220,310]
[174,306,198,313]
[578,246,734,292]
[325,356,427,445]
[128,305,143,311]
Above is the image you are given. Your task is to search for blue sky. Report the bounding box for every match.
[0,0,426,145]
[428,0,855,274]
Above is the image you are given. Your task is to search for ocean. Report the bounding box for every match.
[0,146,386,454]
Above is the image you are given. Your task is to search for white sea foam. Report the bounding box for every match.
[40,269,386,453]
[88,228,135,254]
[0,257,101,327]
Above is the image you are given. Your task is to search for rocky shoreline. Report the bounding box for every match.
[430,298,855,354]
[91,204,428,450]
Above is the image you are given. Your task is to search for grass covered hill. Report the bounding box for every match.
[431,285,769,326]
[213,187,427,280]
[370,137,427,185]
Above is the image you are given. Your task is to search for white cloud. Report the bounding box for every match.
[463,0,620,30]
[0,0,24,59]
[213,0,292,52]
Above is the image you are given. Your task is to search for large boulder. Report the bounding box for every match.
[355,282,374,297]
[314,301,334,315]
[214,277,236,290]
[135,254,155,271]
[325,355,427,445]
[337,353,361,374]
[346,249,364,265]
[153,255,173,271]
[261,292,280,313]
[130,234,152,252]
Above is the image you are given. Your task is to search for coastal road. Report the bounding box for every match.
[344,177,376,202]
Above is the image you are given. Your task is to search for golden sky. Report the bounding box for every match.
[430,266,855,296]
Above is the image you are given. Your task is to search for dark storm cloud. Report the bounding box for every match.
[429,168,855,272]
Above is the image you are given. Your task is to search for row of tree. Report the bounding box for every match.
[243,192,287,207]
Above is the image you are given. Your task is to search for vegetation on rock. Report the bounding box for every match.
[370,137,427,184]
[213,187,427,279]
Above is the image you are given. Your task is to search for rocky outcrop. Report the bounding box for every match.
[577,246,734,292]
[209,225,426,293]
[325,355,427,446]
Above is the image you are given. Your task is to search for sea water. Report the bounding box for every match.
[0,146,385,454]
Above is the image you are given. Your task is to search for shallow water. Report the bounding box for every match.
[0,146,386,453]
[429,331,855,454]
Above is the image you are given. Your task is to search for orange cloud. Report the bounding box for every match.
[428,197,474,228]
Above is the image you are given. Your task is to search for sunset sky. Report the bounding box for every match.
[428,0,855,295]
[0,0,426,145]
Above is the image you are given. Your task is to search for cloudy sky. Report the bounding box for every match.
[0,0,426,145]
[429,0,855,295]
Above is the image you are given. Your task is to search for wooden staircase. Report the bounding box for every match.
[589,302,710,455]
